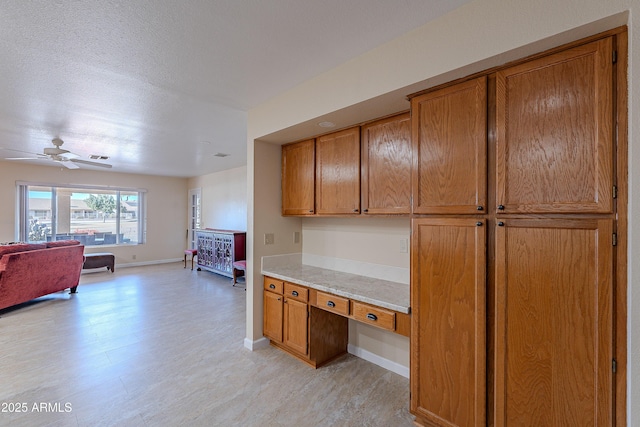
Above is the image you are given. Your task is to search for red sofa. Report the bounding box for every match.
[0,240,85,311]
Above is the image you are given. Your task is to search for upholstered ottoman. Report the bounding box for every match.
[83,252,115,272]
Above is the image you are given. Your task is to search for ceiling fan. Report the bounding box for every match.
[3,138,112,169]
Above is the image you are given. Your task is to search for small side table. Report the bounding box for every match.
[184,249,197,270]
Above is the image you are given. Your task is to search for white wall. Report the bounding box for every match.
[0,160,188,266]
[187,165,248,231]
[302,217,410,372]
[247,0,639,422]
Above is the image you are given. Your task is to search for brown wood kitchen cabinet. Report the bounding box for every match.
[361,112,412,214]
[495,37,614,214]
[281,139,315,215]
[411,218,486,427]
[315,126,361,215]
[494,219,613,426]
[263,276,348,368]
[411,76,487,214]
[410,30,624,427]
[263,277,309,356]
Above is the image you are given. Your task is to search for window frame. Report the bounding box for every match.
[17,181,147,246]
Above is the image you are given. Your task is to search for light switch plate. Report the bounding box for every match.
[264,233,275,245]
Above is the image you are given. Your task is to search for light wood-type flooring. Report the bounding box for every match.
[0,263,413,426]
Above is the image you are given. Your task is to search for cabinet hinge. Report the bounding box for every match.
[613,185,618,199]
[613,50,618,64]
[613,233,617,246]
[613,358,617,373]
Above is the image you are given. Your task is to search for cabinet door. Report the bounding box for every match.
[361,113,412,214]
[496,37,613,213]
[263,291,283,343]
[411,76,487,214]
[197,232,212,267]
[316,127,361,215]
[494,219,613,426]
[411,218,486,427]
[282,139,315,216]
[284,298,308,355]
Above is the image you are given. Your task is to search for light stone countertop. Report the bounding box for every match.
[261,256,410,314]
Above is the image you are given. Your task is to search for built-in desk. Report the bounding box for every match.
[261,254,410,368]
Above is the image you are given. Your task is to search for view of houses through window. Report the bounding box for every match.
[19,184,145,246]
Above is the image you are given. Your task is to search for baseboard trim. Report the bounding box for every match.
[114,258,182,269]
[348,344,409,378]
[244,337,270,351]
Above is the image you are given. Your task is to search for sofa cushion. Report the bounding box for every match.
[46,240,81,248]
[0,243,47,257]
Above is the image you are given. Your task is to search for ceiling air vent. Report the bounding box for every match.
[89,154,109,160]
[213,153,230,157]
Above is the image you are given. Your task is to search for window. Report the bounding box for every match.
[17,183,146,246]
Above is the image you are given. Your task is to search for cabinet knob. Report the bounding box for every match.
[366,313,378,321]
[269,284,275,289]
[363,209,368,213]
[353,209,359,212]
[308,210,314,213]
[498,221,505,227]
[291,291,299,297]
[498,205,505,210]
[327,301,335,308]
[476,221,483,226]
[477,206,483,211]
[277,297,281,301]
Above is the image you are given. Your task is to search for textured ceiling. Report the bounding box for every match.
[0,0,471,177]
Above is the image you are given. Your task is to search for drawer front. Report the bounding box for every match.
[284,282,309,302]
[352,302,396,331]
[316,292,350,316]
[263,277,284,294]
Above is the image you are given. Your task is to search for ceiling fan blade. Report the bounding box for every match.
[71,159,112,169]
[61,161,80,169]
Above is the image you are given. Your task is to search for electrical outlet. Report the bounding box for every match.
[399,238,408,253]
[264,233,275,245]
[293,231,300,244]
[132,254,137,260]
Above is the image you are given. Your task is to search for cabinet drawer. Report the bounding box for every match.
[316,292,350,316]
[352,302,395,331]
[284,282,308,302]
[264,277,284,294]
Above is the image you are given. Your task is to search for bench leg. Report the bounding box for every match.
[184,253,187,268]
[70,286,78,294]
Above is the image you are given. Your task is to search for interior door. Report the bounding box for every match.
[188,188,201,249]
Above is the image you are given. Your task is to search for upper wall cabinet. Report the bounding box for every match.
[315,127,361,215]
[282,139,315,216]
[361,113,412,214]
[495,38,614,214]
[411,76,487,214]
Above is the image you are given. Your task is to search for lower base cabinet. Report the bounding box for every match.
[263,277,348,367]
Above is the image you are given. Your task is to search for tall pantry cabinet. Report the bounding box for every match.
[410,31,624,427]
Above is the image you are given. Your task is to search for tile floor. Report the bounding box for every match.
[0,263,414,426]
